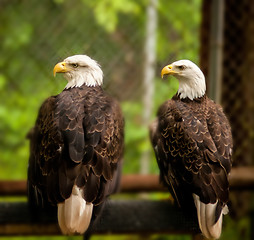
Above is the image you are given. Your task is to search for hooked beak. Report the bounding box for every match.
[53,62,71,76]
[161,64,178,78]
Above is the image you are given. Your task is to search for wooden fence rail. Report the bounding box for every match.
[0,167,254,196]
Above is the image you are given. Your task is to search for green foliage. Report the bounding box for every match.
[220,215,251,240]
[157,0,201,62]
[0,0,201,179]
[121,76,178,174]
[0,1,248,240]
[85,0,143,32]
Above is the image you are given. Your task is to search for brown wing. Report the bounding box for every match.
[150,96,233,215]
[78,88,124,205]
[28,95,64,206]
[206,102,233,173]
[28,86,124,208]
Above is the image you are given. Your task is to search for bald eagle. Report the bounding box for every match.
[150,60,233,239]
[28,55,124,235]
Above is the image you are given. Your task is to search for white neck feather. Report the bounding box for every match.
[178,76,206,100]
[64,71,103,89]
[176,68,206,100]
[64,64,103,89]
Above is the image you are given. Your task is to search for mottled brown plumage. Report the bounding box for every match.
[151,94,232,207]
[28,55,124,235]
[151,60,233,239]
[28,85,124,205]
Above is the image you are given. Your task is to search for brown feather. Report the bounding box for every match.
[150,94,233,210]
[28,85,124,216]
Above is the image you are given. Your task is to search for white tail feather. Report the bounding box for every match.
[193,194,228,239]
[57,185,93,235]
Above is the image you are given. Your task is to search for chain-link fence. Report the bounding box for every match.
[1,0,145,101]
[0,0,253,239]
[0,0,201,178]
[201,0,254,167]
[200,1,254,229]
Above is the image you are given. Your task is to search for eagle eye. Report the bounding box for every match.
[177,65,186,70]
[71,63,79,68]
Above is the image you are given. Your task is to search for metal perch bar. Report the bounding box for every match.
[0,200,200,236]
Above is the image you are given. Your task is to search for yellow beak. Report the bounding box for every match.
[53,62,70,76]
[161,64,178,78]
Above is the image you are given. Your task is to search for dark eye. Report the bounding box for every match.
[178,65,186,70]
[71,63,78,68]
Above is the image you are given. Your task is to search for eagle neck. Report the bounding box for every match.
[64,70,103,89]
[63,85,103,93]
[176,73,206,100]
[174,93,207,103]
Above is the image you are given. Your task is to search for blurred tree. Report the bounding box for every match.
[0,1,250,239]
[0,0,201,179]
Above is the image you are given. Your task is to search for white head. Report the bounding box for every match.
[161,60,206,100]
[53,55,103,89]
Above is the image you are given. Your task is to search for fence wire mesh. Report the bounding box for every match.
[0,0,253,238]
[0,0,201,178]
[200,0,254,224]
[222,0,254,167]
[1,0,144,101]
[201,0,254,167]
